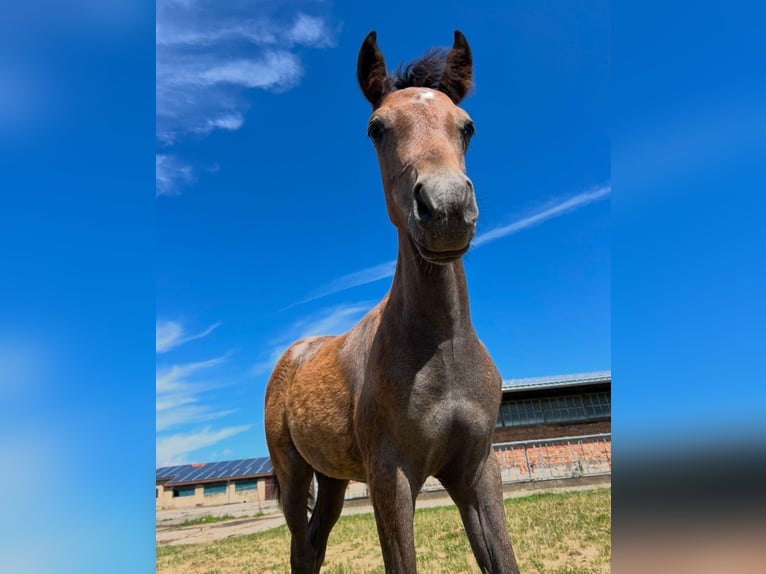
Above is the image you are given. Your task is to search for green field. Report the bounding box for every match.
[158,488,610,574]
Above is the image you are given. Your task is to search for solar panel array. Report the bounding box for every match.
[502,370,611,391]
[156,456,273,485]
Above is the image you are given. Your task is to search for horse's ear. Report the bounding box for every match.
[439,30,473,104]
[357,31,390,109]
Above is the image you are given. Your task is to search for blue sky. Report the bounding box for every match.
[155,0,610,467]
[3,1,765,571]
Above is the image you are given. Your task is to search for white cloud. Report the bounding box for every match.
[156,405,236,433]
[155,315,250,464]
[156,1,337,195]
[198,52,302,89]
[156,19,278,48]
[156,319,221,353]
[288,13,335,47]
[155,351,245,462]
[156,354,228,394]
[156,154,194,196]
[157,425,252,466]
[206,113,243,131]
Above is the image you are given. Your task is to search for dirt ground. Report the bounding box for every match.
[156,475,610,546]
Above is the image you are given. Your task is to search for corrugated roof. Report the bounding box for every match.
[502,370,611,392]
[156,456,273,485]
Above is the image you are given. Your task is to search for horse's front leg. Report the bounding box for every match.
[440,450,521,574]
[368,462,419,573]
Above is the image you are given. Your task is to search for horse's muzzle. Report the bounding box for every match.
[409,172,478,262]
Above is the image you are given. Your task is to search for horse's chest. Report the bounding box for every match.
[362,335,500,467]
[397,354,497,445]
[408,379,492,438]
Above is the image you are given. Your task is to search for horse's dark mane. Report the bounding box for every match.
[391,48,449,91]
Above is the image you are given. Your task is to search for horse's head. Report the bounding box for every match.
[357,31,478,264]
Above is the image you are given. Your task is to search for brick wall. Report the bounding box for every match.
[492,420,611,443]
[494,436,612,482]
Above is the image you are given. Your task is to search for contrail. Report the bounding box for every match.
[472,185,610,247]
[292,184,610,305]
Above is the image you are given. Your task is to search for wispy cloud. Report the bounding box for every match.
[157,425,251,467]
[156,354,228,394]
[251,301,374,377]
[157,405,237,434]
[289,261,396,307]
[155,316,248,464]
[156,319,221,353]
[156,0,338,195]
[156,351,248,464]
[472,185,611,247]
[293,185,611,304]
[156,354,230,424]
[156,154,194,197]
[287,13,335,48]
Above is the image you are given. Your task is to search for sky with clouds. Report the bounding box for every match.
[155,0,610,467]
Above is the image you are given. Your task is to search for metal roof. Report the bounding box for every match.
[501,370,611,392]
[156,456,273,485]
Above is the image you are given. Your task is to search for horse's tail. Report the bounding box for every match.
[272,473,282,509]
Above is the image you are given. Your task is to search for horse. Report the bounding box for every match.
[264,30,521,574]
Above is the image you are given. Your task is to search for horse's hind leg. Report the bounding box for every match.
[274,445,315,574]
[440,451,521,574]
[307,474,349,573]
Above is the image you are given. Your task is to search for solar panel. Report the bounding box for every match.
[157,456,275,485]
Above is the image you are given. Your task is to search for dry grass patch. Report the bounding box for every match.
[157,487,610,574]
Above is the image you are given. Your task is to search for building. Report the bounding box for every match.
[156,371,611,508]
[156,457,277,509]
[491,371,611,485]
[494,370,611,442]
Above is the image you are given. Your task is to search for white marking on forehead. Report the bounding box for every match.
[416,90,436,102]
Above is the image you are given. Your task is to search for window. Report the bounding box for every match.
[203,483,227,496]
[514,399,544,426]
[583,392,610,418]
[497,399,544,427]
[235,480,258,492]
[542,396,587,423]
[173,486,195,498]
[500,402,513,426]
[496,391,611,428]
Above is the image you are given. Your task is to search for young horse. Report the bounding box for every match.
[265,31,521,574]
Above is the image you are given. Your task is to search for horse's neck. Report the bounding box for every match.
[386,230,473,339]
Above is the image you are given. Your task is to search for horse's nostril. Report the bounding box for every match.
[413,184,433,225]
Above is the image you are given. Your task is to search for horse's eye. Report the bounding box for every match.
[462,121,475,150]
[367,120,385,143]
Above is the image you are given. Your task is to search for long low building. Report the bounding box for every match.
[156,457,277,509]
[157,371,610,509]
[495,370,611,442]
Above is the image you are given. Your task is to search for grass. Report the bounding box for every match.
[178,514,238,527]
[157,487,610,574]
